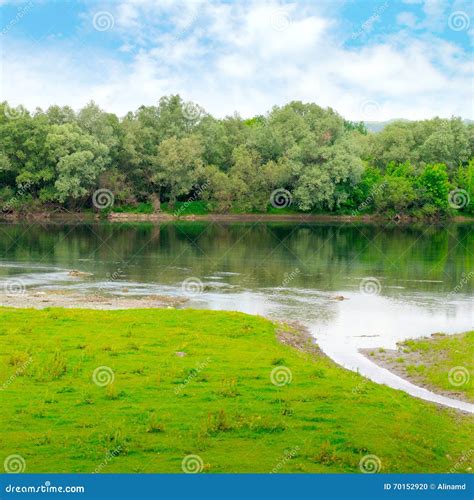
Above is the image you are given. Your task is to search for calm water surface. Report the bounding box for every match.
[1,221,472,410]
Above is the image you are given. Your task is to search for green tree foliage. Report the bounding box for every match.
[415,163,450,213]
[369,118,470,173]
[0,98,472,218]
[45,123,110,204]
[153,135,204,207]
[452,159,474,215]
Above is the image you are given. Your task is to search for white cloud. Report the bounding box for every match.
[397,11,419,28]
[0,0,472,121]
[422,0,448,30]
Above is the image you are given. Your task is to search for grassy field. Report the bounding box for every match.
[400,332,473,401]
[0,307,472,474]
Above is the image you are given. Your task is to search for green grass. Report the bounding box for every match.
[112,201,211,216]
[109,201,372,217]
[111,202,154,214]
[402,331,473,400]
[0,307,472,474]
[162,200,210,215]
[266,205,302,215]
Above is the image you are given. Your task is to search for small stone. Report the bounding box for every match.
[175,352,187,357]
[68,270,92,278]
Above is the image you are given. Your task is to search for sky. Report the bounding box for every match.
[0,0,472,121]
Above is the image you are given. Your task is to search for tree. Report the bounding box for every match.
[45,123,110,205]
[372,163,417,214]
[369,121,417,170]
[197,115,249,171]
[418,120,469,172]
[0,103,53,200]
[153,135,204,207]
[77,102,121,153]
[202,165,233,212]
[373,176,417,214]
[44,105,76,125]
[452,159,474,214]
[415,163,450,214]
[119,115,156,200]
[292,134,364,211]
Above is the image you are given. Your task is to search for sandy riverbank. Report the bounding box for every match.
[2,211,473,224]
[360,339,473,404]
[0,289,189,310]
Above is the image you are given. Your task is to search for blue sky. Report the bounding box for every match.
[0,0,472,120]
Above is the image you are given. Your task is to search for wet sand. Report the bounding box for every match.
[360,346,473,404]
[0,289,188,310]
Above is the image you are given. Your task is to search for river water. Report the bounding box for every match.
[0,221,472,411]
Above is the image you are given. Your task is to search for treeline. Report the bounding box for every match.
[0,96,472,218]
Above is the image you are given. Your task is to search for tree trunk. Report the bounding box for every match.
[168,193,176,209]
[151,193,161,213]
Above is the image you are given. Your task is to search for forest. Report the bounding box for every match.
[0,96,472,218]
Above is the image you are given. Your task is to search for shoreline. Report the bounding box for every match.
[0,289,189,310]
[0,289,323,362]
[0,290,318,356]
[1,289,471,412]
[1,211,473,224]
[360,340,473,405]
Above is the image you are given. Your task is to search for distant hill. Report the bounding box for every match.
[364,119,473,133]
[364,119,408,133]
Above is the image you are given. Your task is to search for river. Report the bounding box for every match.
[0,220,472,411]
